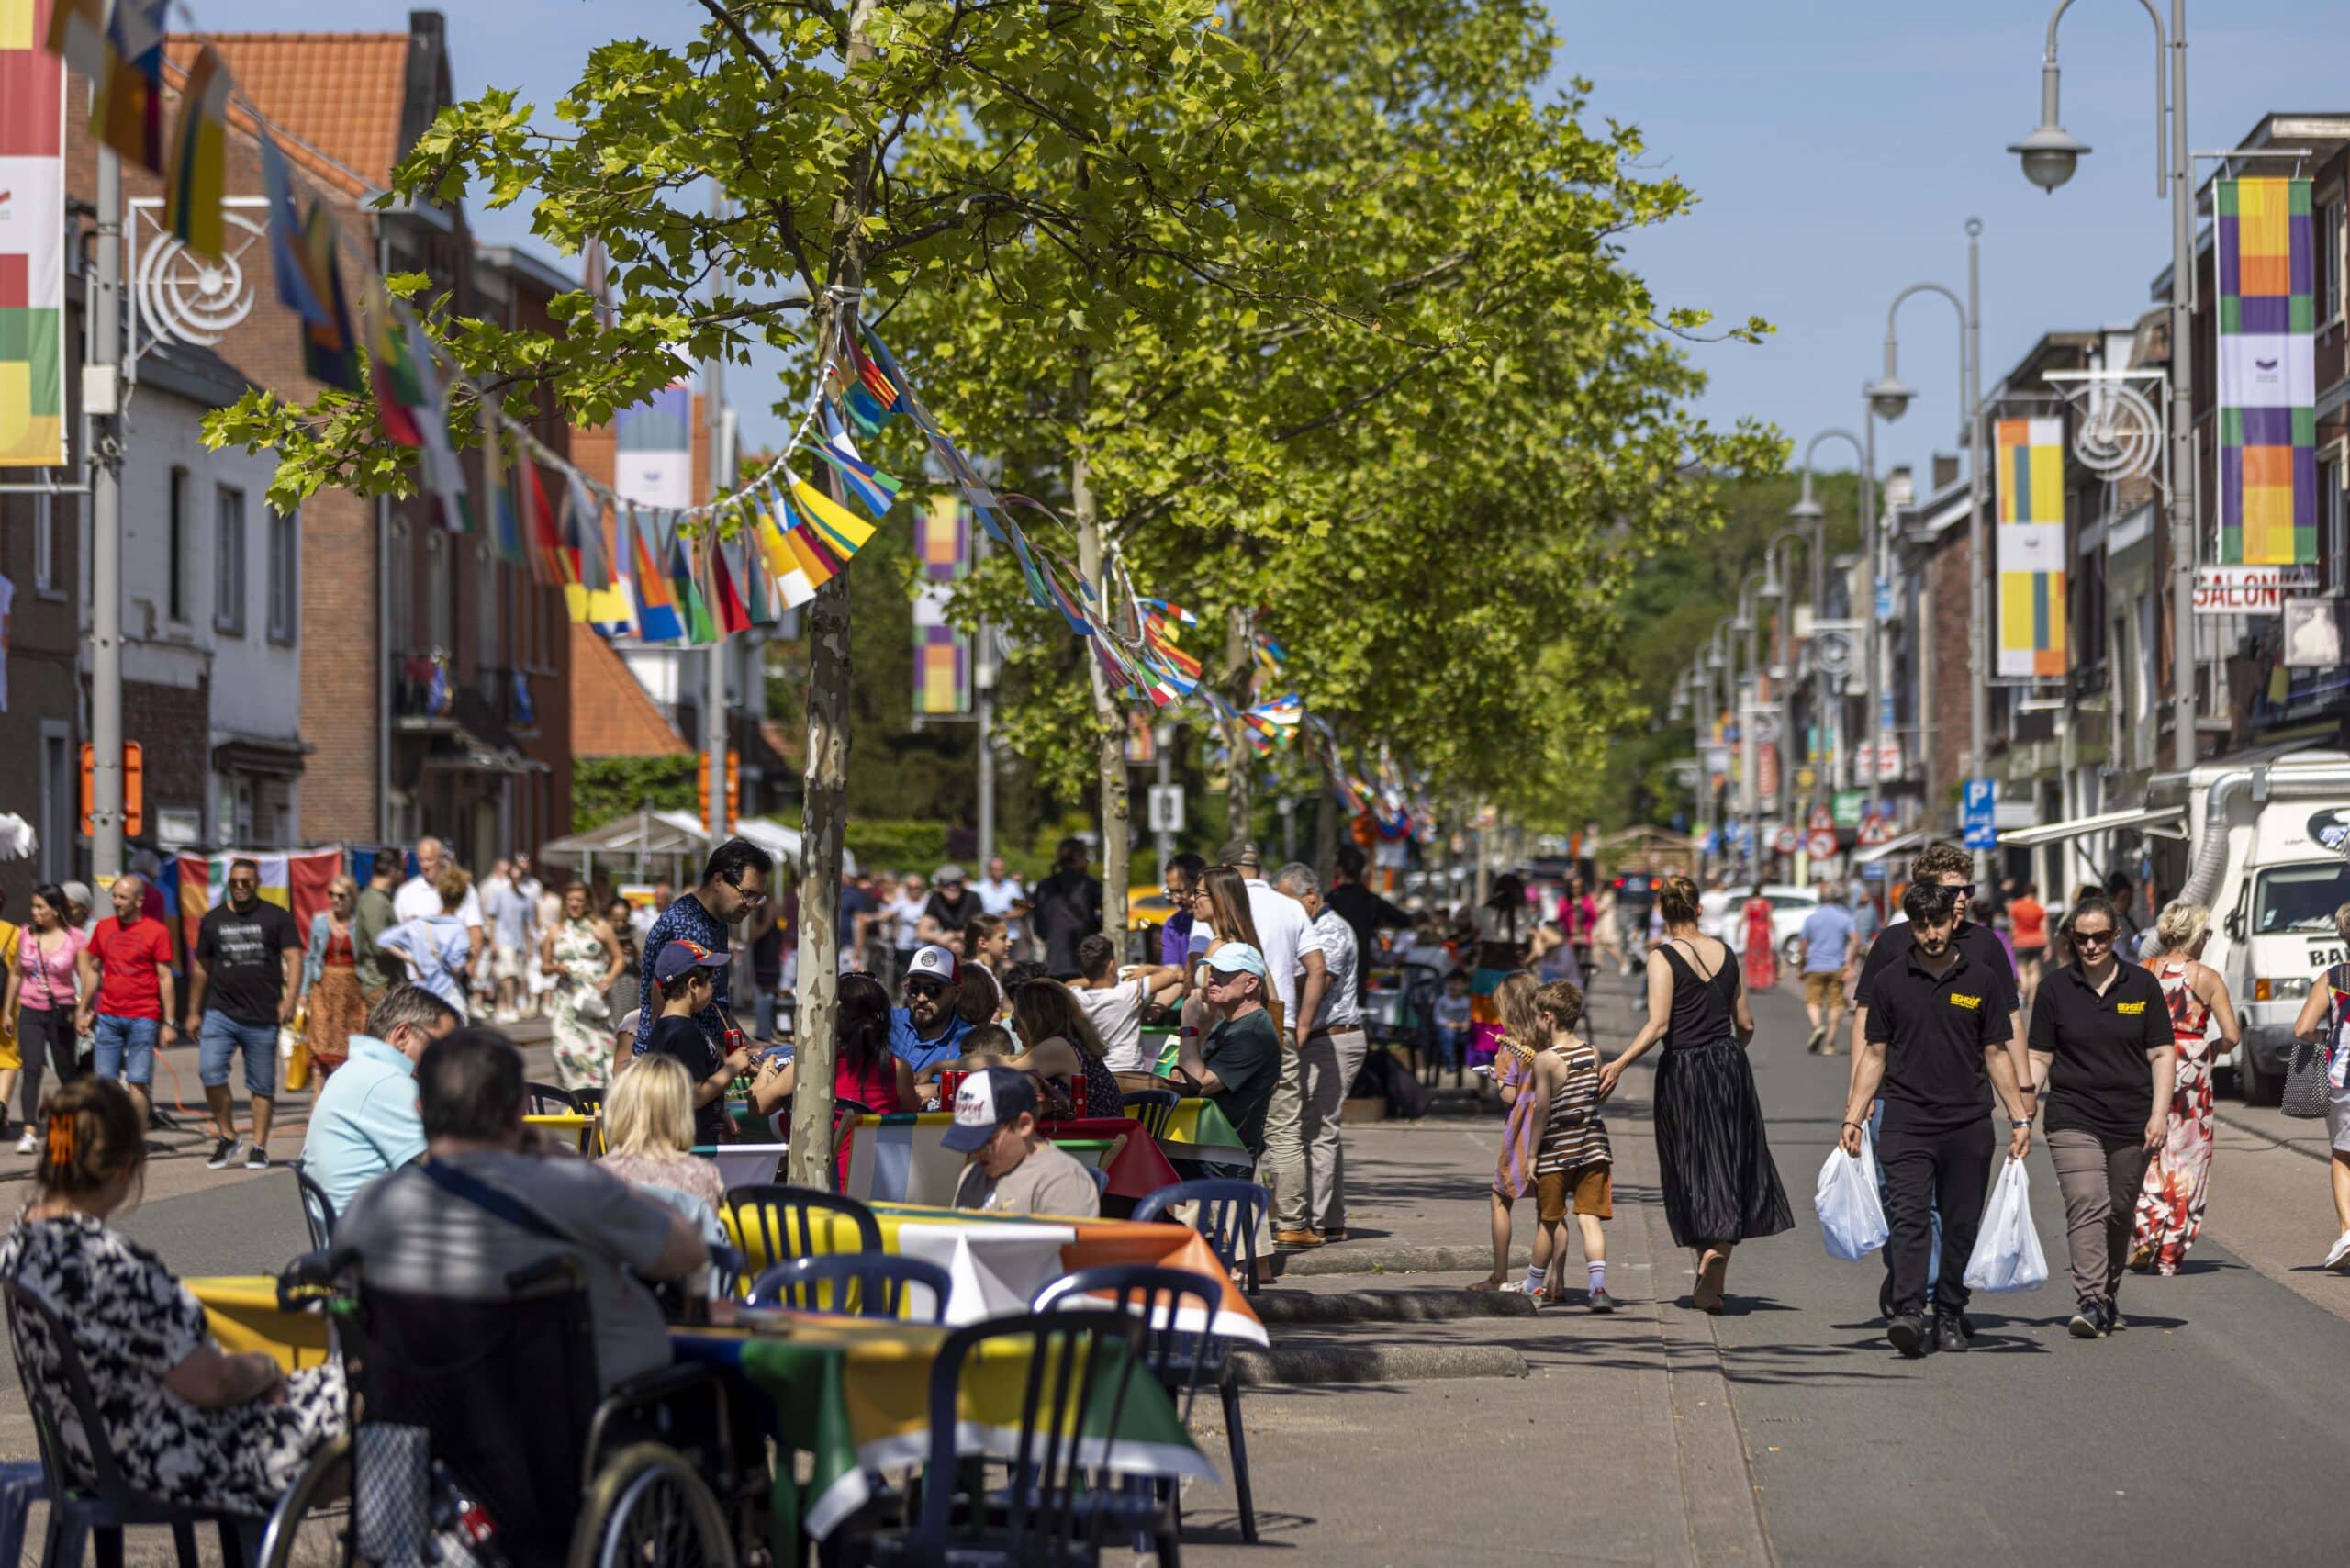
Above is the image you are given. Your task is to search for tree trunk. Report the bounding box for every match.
[1222,608,1252,843]
[1311,773,1340,880]
[788,0,879,1190]
[1073,355,1129,945]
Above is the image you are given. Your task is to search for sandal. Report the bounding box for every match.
[1692,1250,1729,1314]
[1466,1275,1505,1292]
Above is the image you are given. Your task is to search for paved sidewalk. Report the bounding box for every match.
[1188,969,1770,1565]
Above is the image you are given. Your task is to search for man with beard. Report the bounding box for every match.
[890,945,978,1076]
[1841,881,2033,1358]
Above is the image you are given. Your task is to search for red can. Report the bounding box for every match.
[937,1069,968,1108]
[1067,1071,1087,1119]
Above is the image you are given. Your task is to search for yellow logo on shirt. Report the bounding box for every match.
[1949,993,1982,1011]
[2116,1001,2146,1014]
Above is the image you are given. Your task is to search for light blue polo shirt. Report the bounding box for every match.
[890,1008,976,1072]
[299,1034,428,1215]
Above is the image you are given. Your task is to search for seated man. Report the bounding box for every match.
[335,1028,706,1392]
[299,982,461,1214]
[946,1066,1102,1218]
[1168,944,1283,1182]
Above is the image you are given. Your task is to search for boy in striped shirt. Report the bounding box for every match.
[1526,980,1615,1311]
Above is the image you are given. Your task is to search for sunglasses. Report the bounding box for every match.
[2072,927,2115,947]
[906,979,948,998]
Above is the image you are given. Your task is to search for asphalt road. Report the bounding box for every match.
[1707,972,2350,1565]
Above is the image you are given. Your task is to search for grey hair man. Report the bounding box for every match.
[1274,862,1369,1242]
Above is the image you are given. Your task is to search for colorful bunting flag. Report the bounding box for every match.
[477,405,526,566]
[162,43,229,259]
[297,200,359,391]
[787,474,876,562]
[402,309,468,533]
[258,133,327,328]
[628,509,684,644]
[360,270,427,445]
[43,0,107,81]
[93,0,168,174]
[522,461,565,586]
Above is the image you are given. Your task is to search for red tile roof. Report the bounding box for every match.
[571,622,690,758]
[163,32,412,197]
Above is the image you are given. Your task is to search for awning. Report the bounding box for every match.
[1998,804,2186,848]
[538,810,857,876]
[1851,829,1925,866]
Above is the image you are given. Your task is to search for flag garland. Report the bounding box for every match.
[162,41,229,258]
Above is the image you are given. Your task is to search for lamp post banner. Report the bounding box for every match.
[1995,416,2067,678]
[2215,176,2317,566]
[0,1,65,468]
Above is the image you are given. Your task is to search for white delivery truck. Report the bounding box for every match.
[2159,751,2350,1103]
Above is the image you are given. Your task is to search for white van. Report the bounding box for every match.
[2165,752,2350,1103]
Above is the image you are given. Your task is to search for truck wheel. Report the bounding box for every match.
[2239,1047,2281,1107]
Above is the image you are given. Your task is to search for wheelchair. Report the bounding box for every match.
[258,1249,748,1568]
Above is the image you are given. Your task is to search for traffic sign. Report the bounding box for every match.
[1961,778,1997,851]
[1807,802,1834,833]
[1774,825,1800,856]
[1857,812,1893,847]
[1807,829,1837,859]
[1147,784,1185,834]
[1832,790,1865,829]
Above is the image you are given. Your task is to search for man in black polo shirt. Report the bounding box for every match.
[1842,882,2034,1358]
[1847,841,2030,1316]
[2029,894,2175,1338]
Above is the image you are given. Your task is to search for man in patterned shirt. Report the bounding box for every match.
[632,838,776,1058]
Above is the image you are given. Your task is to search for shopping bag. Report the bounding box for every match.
[1815,1132,1888,1261]
[1961,1157,2048,1293]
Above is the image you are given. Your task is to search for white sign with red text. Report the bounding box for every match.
[2193,564,2318,616]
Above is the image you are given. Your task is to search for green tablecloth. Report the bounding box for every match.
[673,1314,1214,1549]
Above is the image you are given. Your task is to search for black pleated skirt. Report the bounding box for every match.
[1653,1036,1795,1249]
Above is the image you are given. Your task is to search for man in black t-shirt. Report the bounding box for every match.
[1029,838,1103,980]
[917,865,983,945]
[2029,895,2173,1337]
[1842,881,2034,1358]
[1326,845,1412,1001]
[187,860,304,1170]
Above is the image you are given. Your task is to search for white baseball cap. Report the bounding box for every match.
[906,944,961,986]
[942,1066,1038,1152]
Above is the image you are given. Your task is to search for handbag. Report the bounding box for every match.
[2281,963,2347,1119]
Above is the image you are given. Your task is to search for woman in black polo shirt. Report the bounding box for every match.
[2029,894,2176,1339]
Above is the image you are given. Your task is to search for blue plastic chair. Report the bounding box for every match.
[852,1312,1147,1565]
[1131,1179,1269,1297]
[1035,1263,1237,1556]
[721,1184,882,1273]
[1118,1088,1180,1142]
[745,1253,952,1323]
[286,1159,337,1251]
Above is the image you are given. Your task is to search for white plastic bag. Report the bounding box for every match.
[1962,1157,2049,1293]
[1815,1132,1889,1261]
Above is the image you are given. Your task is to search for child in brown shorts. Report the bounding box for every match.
[1525,980,1615,1311]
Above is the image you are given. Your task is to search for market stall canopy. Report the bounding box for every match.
[1998,804,2187,848]
[1850,828,1926,866]
[539,810,855,877]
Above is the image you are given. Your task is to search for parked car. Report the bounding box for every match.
[1701,884,1821,971]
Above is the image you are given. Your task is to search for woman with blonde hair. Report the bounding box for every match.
[1471,970,1550,1291]
[2128,901,2242,1272]
[1598,874,1791,1311]
[297,874,368,1081]
[597,1053,726,1215]
[1,1079,344,1513]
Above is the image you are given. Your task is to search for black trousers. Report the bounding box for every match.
[1879,1112,1993,1316]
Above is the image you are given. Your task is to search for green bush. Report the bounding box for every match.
[572,756,699,833]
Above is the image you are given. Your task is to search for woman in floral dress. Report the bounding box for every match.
[1740,885,1779,994]
[297,876,367,1081]
[2130,902,2241,1272]
[541,883,624,1094]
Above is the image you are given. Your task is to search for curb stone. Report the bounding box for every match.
[1230,1342,1528,1385]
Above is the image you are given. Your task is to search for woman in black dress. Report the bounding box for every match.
[1597,874,1792,1310]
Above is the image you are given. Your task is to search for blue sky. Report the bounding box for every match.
[196,0,2350,475]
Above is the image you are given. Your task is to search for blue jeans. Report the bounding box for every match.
[90,1014,159,1087]
[1869,1098,1942,1294]
[199,1014,279,1097]
[1434,1025,1470,1070]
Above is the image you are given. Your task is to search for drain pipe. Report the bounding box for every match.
[2177,764,2350,908]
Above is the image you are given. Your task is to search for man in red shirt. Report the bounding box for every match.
[75,876,177,1124]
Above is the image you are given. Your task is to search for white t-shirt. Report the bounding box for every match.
[1243,878,1313,1023]
[974,876,1025,917]
[1077,978,1152,1072]
[883,895,924,950]
[395,875,484,931]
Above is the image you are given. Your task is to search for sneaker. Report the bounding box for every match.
[1805,1025,1826,1054]
[206,1137,239,1170]
[1320,1228,1348,1242]
[2325,1229,2350,1271]
[1588,1287,1617,1314]
[2099,1302,2126,1334]
[14,1130,35,1156]
[245,1147,270,1171]
[2068,1303,2102,1339]
[1274,1229,1325,1249]
[1886,1313,1930,1359]
[1935,1314,1968,1353]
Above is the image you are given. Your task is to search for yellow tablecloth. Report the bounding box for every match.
[186,1276,334,1372]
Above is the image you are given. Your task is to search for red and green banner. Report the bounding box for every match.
[1,0,65,468]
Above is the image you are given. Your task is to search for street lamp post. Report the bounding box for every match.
[1735,571,1767,879]
[1790,429,1867,812]
[2009,0,2196,772]
[1760,528,1817,852]
[1862,224,1989,877]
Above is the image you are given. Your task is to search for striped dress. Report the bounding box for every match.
[1534,1040,1612,1176]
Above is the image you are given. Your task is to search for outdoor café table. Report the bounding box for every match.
[721,1200,1270,1345]
[1152,1098,1252,1167]
[185,1276,333,1372]
[841,1111,1179,1206]
[673,1310,1218,1549]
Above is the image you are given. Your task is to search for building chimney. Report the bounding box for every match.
[1932,453,1961,491]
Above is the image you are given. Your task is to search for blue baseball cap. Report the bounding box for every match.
[654,939,730,986]
[1203,943,1268,980]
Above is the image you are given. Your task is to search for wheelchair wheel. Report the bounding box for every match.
[572,1441,734,1568]
[259,1433,353,1568]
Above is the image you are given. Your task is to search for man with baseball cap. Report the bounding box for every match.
[1171,943,1285,1179]
[918,865,982,946]
[646,939,751,1148]
[946,1066,1102,1217]
[1220,838,1324,1247]
[890,944,977,1075]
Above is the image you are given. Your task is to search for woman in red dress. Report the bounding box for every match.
[1740,885,1779,993]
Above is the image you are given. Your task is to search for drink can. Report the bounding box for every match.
[937,1069,968,1107]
